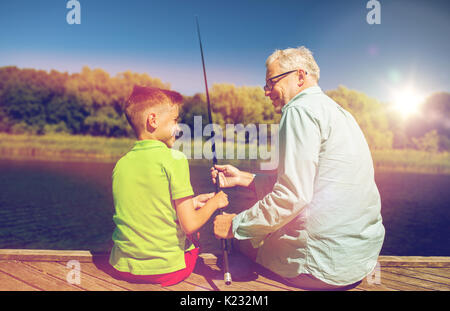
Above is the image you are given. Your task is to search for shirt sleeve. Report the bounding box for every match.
[254,170,278,201]
[232,106,320,247]
[165,150,194,200]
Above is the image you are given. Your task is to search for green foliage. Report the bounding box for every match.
[0,66,169,137]
[179,93,208,134]
[210,83,280,126]
[83,106,131,137]
[412,130,439,153]
[403,92,450,151]
[326,85,393,150]
[0,66,448,155]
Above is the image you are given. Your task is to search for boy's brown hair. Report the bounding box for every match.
[124,85,183,136]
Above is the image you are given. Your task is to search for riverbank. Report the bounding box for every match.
[1,133,449,174]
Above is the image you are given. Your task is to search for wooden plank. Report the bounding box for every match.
[1,250,449,269]
[185,265,266,291]
[84,257,207,291]
[382,268,450,291]
[2,250,450,291]
[57,258,210,291]
[378,256,450,267]
[61,259,206,291]
[202,253,450,268]
[199,255,363,291]
[0,270,39,291]
[187,270,290,291]
[406,267,450,279]
[0,261,82,291]
[376,280,424,291]
[200,253,369,291]
[0,249,99,262]
[253,275,303,291]
[57,261,167,291]
[375,274,433,291]
[198,253,219,266]
[380,269,438,291]
[351,277,398,291]
[196,256,304,291]
[23,261,127,291]
[399,267,450,285]
[250,267,305,291]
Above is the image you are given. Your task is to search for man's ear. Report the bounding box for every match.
[146,111,158,131]
[297,69,307,87]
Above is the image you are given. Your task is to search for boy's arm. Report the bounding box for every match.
[174,191,228,235]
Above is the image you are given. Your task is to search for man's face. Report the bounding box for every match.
[265,60,299,113]
[158,104,180,148]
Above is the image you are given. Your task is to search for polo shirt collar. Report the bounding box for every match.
[281,85,323,113]
[132,139,167,150]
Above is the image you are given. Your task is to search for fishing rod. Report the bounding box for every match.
[195,16,232,285]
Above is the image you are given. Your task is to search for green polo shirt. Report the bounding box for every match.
[109,139,194,275]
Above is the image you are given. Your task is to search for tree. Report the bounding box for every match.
[412,130,439,153]
[404,92,450,151]
[327,85,393,150]
[83,106,130,137]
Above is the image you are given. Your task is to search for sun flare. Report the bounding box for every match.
[392,88,425,118]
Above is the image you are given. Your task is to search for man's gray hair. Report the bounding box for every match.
[266,46,320,82]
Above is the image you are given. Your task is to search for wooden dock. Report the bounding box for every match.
[0,249,449,291]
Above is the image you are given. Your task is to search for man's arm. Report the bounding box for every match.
[211,165,278,197]
[230,106,321,246]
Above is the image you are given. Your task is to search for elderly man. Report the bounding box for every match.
[212,46,385,290]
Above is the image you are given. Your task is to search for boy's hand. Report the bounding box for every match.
[193,192,215,210]
[210,191,229,210]
[210,164,242,188]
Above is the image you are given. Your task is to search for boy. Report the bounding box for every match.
[109,85,228,286]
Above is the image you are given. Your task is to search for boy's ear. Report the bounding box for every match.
[146,111,158,130]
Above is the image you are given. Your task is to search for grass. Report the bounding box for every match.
[1,133,449,174]
[0,133,134,162]
[372,149,450,174]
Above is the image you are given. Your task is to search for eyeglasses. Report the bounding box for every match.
[264,69,307,92]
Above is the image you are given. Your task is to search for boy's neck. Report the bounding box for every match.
[138,132,158,141]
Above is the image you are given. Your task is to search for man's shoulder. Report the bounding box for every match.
[283,98,320,120]
[288,89,340,117]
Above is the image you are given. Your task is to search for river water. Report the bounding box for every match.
[0,159,449,256]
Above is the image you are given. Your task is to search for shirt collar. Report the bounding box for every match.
[281,85,323,113]
[132,139,167,151]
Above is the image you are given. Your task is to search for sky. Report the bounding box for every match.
[0,0,449,102]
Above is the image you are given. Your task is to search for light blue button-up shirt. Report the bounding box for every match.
[232,86,385,286]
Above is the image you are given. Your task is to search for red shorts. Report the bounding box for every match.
[111,247,199,287]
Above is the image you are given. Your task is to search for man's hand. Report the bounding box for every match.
[193,192,215,210]
[210,164,243,188]
[214,212,236,239]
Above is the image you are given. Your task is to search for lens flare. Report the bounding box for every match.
[391,87,425,118]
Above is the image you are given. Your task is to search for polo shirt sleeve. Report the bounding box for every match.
[165,150,194,200]
[232,105,320,247]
